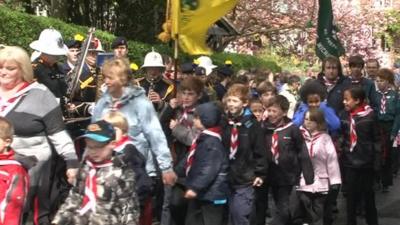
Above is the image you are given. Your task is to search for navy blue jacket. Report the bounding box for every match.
[115,144,152,207]
[185,132,230,202]
[342,76,376,105]
[317,73,349,115]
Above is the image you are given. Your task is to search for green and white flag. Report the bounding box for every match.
[315,0,345,60]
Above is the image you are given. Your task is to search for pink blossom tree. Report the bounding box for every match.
[226,0,387,61]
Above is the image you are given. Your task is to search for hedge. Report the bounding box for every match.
[0,6,281,72]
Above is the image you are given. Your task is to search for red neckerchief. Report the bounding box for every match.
[114,135,135,153]
[179,106,195,128]
[377,88,390,115]
[78,159,113,215]
[185,126,221,176]
[271,121,293,164]
[0,82,30,115]
[228,119,242,160]
[349,104,373,152]
[299,127,323,157]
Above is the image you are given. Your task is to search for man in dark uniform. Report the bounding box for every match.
[112,36,129,59]
[29,28,71,225]
[137,50,175,223]
[30,28,69,101]
[65,37,104,118]
[60,35,82,75]
[137,50,175,113]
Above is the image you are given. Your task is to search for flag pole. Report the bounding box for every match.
[173,37,179,98]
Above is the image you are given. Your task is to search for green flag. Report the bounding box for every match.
[315,0,345,60]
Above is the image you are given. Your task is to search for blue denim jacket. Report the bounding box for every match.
[92,85,173,176]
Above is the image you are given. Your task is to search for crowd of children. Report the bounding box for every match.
[1,37,400,225]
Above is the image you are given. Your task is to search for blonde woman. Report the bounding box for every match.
[0,46,78,224]
[92,58,176,184]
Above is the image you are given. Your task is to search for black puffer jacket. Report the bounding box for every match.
[339,110,380,169]
[262,118,314,186]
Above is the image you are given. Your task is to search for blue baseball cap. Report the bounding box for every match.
[80,120,116,143]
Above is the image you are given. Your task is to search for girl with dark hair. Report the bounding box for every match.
[340,86,379,225]
[292,109,341,225]
[370,68,400,192]
[292,80,340,134]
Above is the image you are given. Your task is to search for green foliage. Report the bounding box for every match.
[260,48,317,74]
[211,52,281,72]
[0,5,279,72]
[386,10,400,34]
[384,10,400,50]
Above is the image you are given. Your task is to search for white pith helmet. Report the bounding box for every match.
[29,28,68,56]
[197,56,217,76]
[141,50,165,68]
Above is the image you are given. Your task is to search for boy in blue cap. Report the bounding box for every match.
[52,120,139,225]
[184,102,229,225]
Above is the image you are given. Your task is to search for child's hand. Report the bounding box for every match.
[170,119,178,129]
[184,189,197,199]
[169,98,180,109]
[252,177,263,187]
[66,168,78,185]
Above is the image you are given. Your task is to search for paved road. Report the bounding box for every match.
[27,174,400,225]
[265,174,400,225]
[333,174,400,225]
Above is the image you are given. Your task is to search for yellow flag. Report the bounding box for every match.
[171,0,238,55]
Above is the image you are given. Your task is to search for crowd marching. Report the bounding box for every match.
[0,27,399,225]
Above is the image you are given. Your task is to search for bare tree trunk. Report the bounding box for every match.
[49,0,68,20]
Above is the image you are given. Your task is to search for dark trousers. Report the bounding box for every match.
[252,182,269,225]
[345,168,378,225]
[392,146,399,175]
[271,185,293,225]
[185,199,226,225]
[378,122,393,187]
[292,191,326,225]
[323,186,339,225]
[229,185,255,225]
[170,184,188,225]
[151,176,164,223]
[24,159,52,225]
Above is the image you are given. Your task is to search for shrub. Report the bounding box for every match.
[0,5,280,72]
